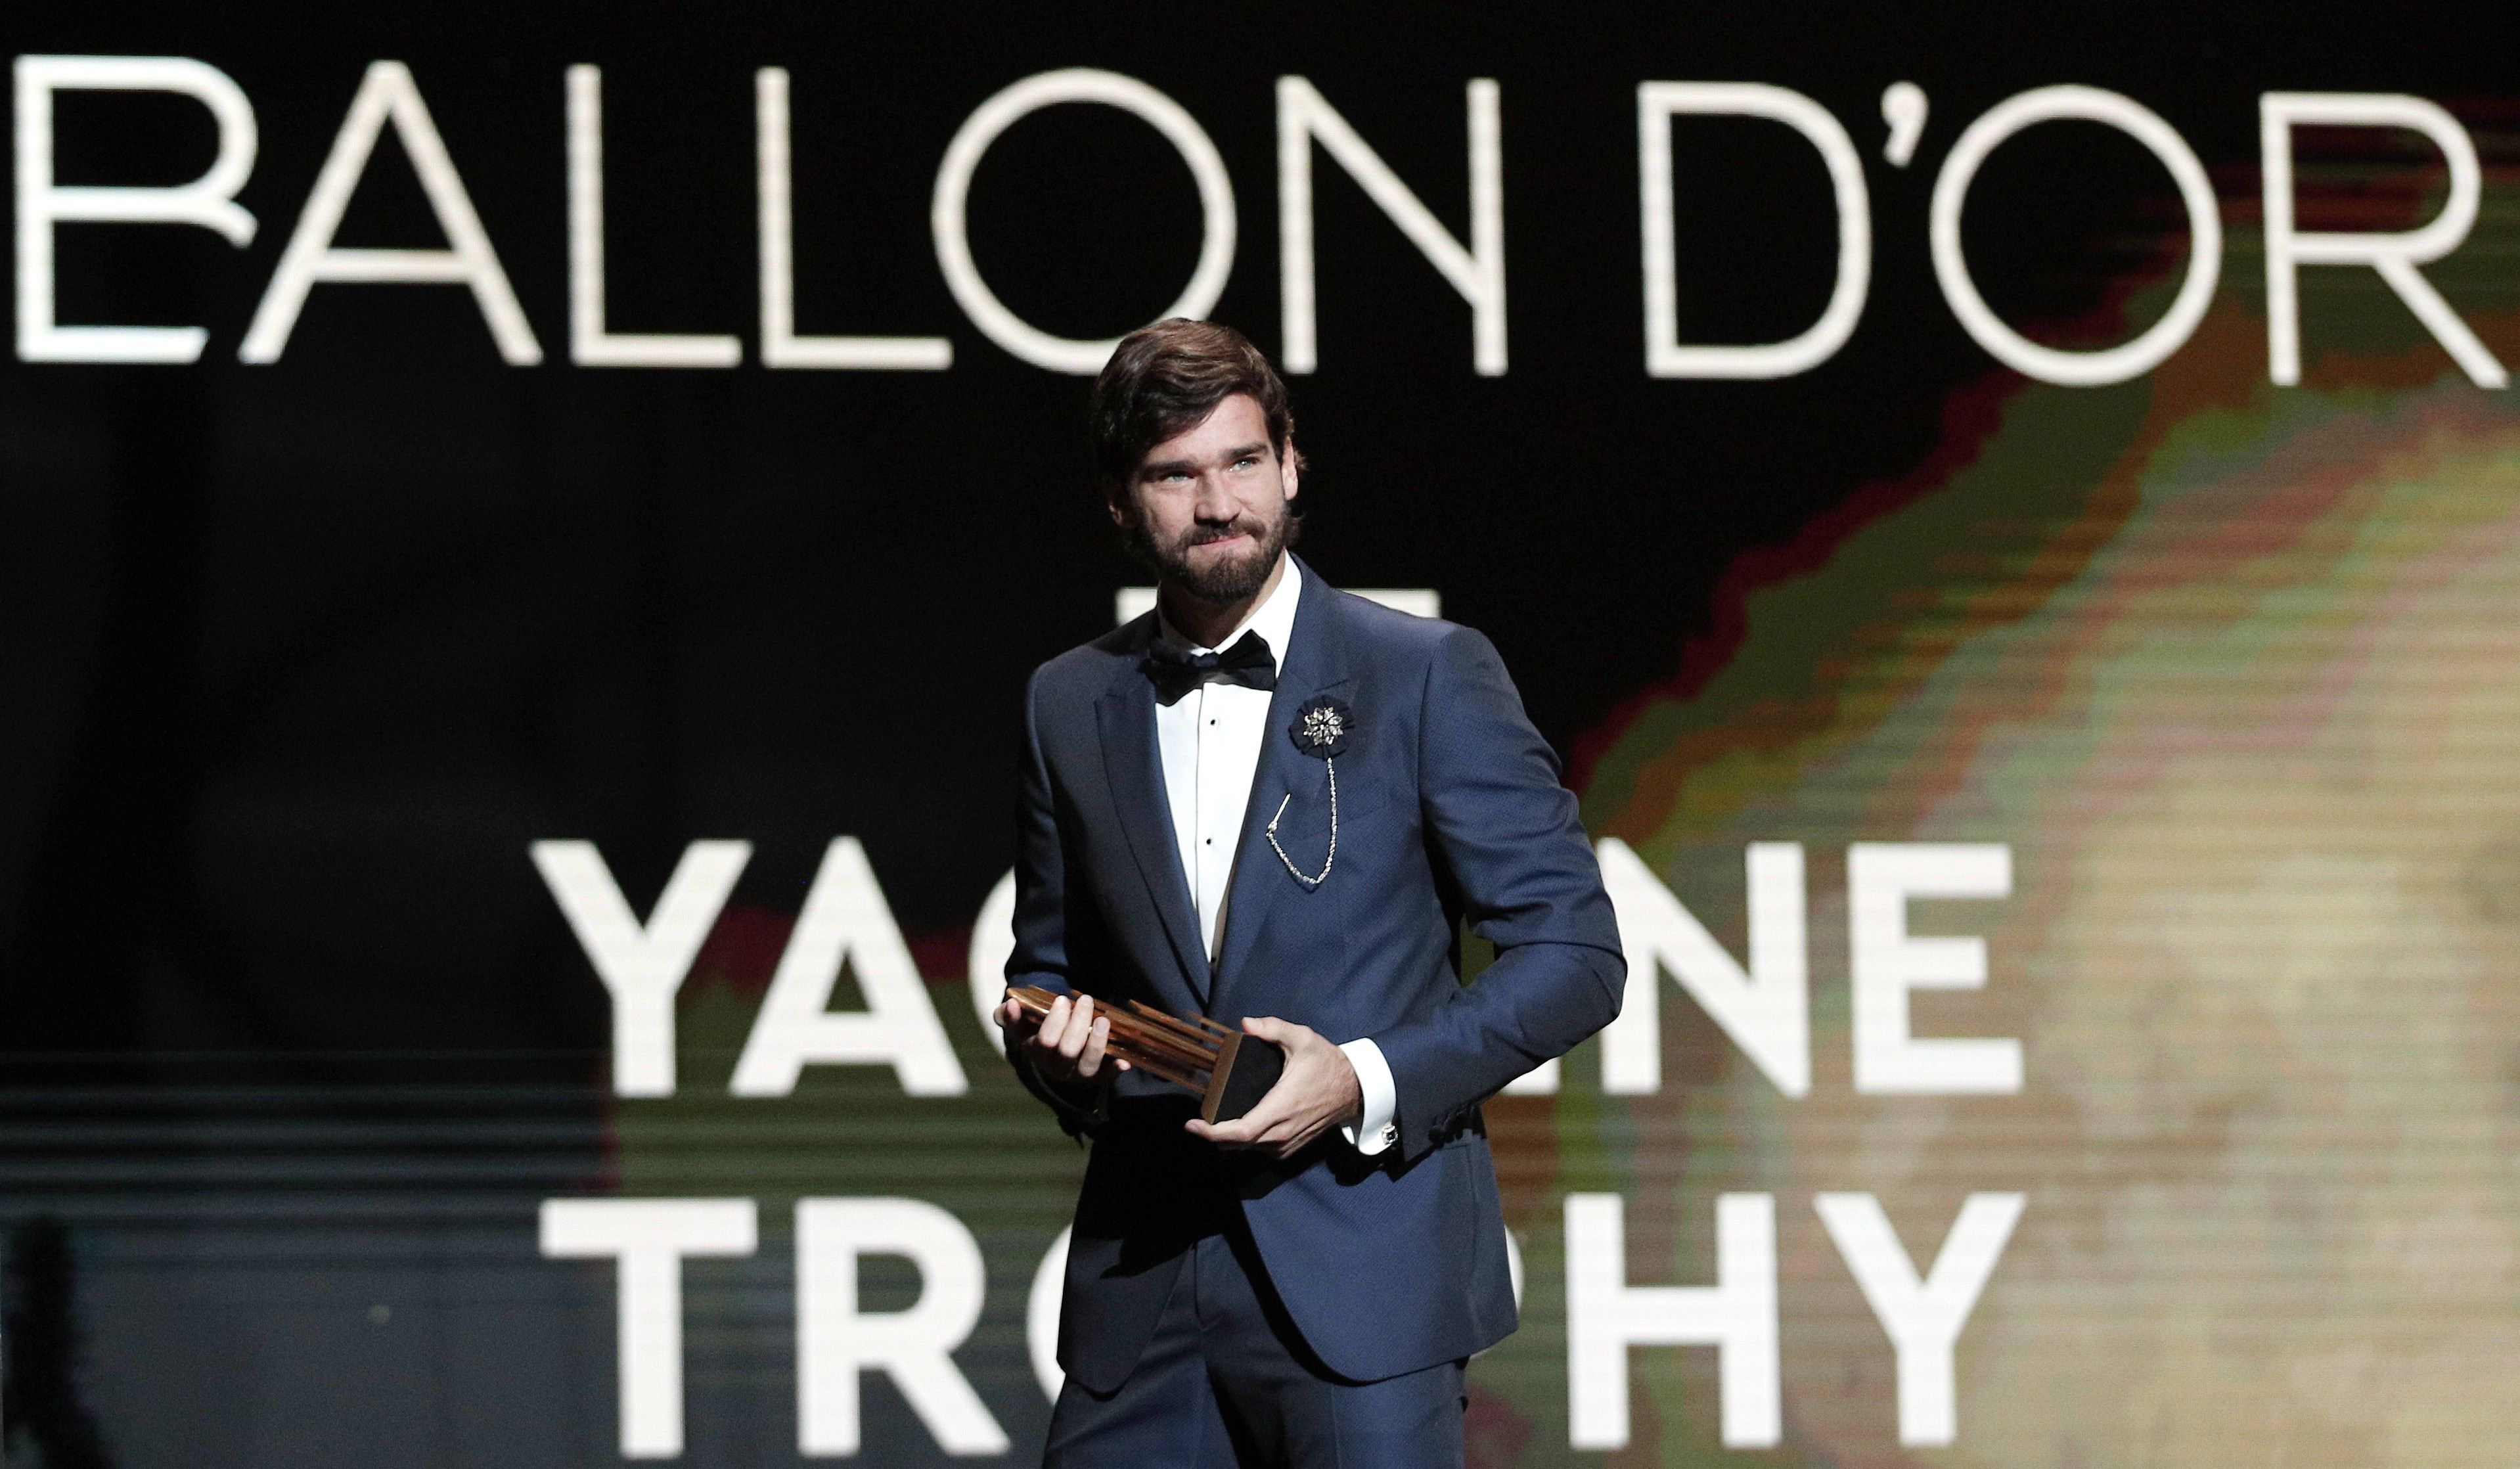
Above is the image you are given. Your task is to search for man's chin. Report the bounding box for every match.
[1171,549,1276,604]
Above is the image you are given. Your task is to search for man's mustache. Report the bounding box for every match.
[1184,522,1263,547]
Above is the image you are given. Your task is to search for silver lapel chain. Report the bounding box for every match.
[1264,757,1336,888]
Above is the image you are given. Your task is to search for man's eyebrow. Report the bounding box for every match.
[1221,441,1271,462]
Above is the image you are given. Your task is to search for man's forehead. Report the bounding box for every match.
[1144,393,1271,461]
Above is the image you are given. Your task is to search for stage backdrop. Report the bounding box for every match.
[5,5,2519,1465]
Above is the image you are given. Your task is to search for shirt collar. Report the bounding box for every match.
[1154,553,1301,671]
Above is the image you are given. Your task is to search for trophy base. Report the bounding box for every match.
[1200,1031,1286,1124]
[1003,985,1292,1125]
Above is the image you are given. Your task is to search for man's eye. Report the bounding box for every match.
[1232,457,1257,470]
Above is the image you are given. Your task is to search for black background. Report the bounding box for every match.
[0,5,2509,1460]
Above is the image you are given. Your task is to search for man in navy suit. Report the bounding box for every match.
[997,319,1623,1467]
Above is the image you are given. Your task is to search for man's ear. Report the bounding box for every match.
[1280,441,1300,503]
[1106,487,1129,527]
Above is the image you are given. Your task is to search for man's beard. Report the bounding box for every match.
[1126,505,1298,605]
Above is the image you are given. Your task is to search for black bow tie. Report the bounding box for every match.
[1144,630,1278,704]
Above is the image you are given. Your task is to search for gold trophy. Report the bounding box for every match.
[1007,986,1284,1123]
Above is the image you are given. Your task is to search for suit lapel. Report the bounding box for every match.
[1212,562,1353,1012]
[1095,631,1213,1005]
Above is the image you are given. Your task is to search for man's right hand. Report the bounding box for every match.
[997,991,1132,1088]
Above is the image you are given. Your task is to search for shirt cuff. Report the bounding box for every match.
[1338,1037,1399,1156]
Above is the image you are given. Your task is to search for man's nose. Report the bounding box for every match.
[1192,472,1238,522]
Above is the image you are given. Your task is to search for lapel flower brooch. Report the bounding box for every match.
[1289,695,1353,758]
[1269,696,1354,888]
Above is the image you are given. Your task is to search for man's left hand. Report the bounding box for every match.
[1185,1016,1362,1160]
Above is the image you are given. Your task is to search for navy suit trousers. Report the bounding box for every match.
[1042,1219,1467,1469]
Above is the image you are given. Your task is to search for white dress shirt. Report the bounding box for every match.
[1152,556,1398,1155]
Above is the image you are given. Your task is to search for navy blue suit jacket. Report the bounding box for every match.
[1005,559,1624,1388]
